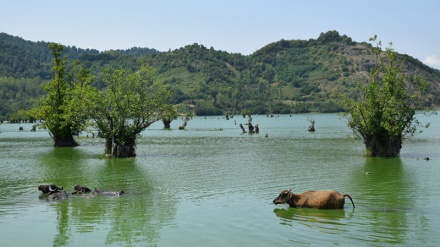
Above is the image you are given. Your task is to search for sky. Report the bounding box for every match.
[1,0,439,69]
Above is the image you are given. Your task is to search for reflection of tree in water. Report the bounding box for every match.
[349,157,429,245]
[105,195,173,245]
[42,150,176,246]
[100,159,176,246]
[51,201,71,247]
[39,148,82,247]
[66,192,175,246]
[38,147,89,186]
[355,158,410,208]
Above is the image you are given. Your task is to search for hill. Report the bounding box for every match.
[0,31,439,120]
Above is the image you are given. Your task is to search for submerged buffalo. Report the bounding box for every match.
[72,184,92,194]
[273,189,355,209]
[93,188,125,196]
[38,184,64,194]
[38,183,125,200]
[48,191,68,201]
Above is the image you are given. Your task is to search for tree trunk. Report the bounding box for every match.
[53,135,79,147]
[162,119,172,129]
[105,138,136,158]
[363,134,402,157]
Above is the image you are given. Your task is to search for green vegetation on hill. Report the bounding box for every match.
[1,31,439,121]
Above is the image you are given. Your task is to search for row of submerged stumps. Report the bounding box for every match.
[38,184,125,201]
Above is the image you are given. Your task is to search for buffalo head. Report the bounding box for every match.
[38,184,64,194]
[72,184,91,194]
[273,189,292,205]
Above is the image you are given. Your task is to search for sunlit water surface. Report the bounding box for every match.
[1,113,439,247]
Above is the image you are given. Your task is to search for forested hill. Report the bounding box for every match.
[1,31,439,120]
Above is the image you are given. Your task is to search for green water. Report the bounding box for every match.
[1,113,439,247]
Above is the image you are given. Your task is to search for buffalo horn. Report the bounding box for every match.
[49,185,56,192]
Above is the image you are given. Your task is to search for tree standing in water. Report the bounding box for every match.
[88,67,173,158]
[343,36,430,157]
[26,43,93,147]
[161,106,177,129]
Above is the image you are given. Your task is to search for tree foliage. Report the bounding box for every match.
[343,36,431,157]
[24,43,93,147]
[87,67,173,158]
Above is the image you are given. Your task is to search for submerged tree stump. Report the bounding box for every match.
[307,117,315,132]
[247,122,254,133]
[179,116,190,130]
[239,124,246,133]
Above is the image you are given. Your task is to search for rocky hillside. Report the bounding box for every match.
[0,31,439,120]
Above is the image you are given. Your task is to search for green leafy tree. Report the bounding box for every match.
[343,36,430,157]
[88,67,173,158]
[26,43,92,147]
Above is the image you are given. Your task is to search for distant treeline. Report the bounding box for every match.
[1,31,439,121]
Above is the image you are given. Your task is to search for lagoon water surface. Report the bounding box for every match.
[1,113,439,247]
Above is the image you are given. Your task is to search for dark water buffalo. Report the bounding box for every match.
[72,184,92,194]
[93,188,125,196]
[38,184,64,194]
[48,191,68,201]
[273,189,355,209]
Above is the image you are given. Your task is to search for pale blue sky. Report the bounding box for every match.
[1,0,439,69]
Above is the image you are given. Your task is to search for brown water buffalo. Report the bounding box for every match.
[273,189,355,209]
[72,184,91,194]
[38,184,64,194]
